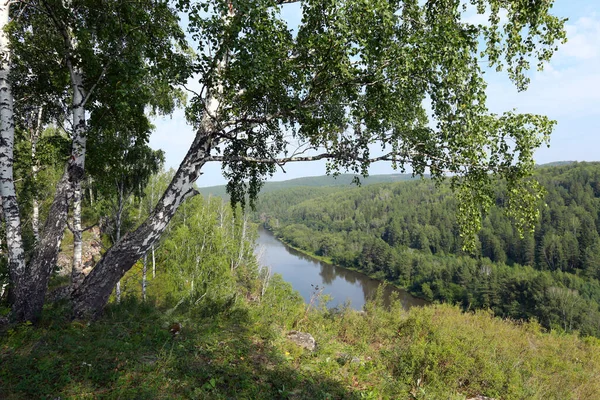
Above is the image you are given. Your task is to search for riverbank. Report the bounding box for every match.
[262,225,428,306]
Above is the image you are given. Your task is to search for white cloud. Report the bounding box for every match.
[486,14,600,120]
[560,15,600,60]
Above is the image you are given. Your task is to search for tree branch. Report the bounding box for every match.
[81,61,111,107]
[206,151,402,165]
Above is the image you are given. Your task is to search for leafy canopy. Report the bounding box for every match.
[180,0,566,249]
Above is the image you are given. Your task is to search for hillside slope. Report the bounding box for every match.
[2,285,599,399]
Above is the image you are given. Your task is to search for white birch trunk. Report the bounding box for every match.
[88,176,94,205]
[115,180,124,303]
[151,245,156,279]
[142,253,147,301]
[0,4,26,305]
[31,107,43,242]
[72,6,234,319]
[67,24,87,291]
[71,183,84,288]
[72,86,219,319]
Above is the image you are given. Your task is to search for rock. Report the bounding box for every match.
[286,330,316,351]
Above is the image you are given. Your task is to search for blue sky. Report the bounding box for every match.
[150,0,600,187]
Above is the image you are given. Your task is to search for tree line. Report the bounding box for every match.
[255,162,600,336]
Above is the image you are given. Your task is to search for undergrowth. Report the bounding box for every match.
[1,276,600,399]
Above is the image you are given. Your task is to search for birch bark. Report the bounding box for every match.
[114,180,123,303]
[72,126,214,318]
[70,184,84,288]
[0,3,26,306]
[31,107,43,241]
[11,26,89,321]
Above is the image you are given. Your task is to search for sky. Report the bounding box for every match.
[149,0,600,187]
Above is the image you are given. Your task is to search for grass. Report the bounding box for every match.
[1,276,600,399]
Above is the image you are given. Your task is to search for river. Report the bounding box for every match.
[255,226,427,310]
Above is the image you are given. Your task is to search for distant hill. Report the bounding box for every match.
[198,172,423,198]
[199,161,585,198]
[536,160,576,168]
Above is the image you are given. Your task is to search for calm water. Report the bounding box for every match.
[255,226,427,310]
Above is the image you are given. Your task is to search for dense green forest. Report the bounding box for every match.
[254,162,600,337]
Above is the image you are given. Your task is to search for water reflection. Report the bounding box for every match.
[255,226,427,310]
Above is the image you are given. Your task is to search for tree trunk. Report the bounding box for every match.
[142,253,147,301]
[31,107,43,242]
[71,182,84,289]
[72,130,213,319]
[12,170,71,321]
[151,245,156,279]
[10,46,88,322]
[0,4,26,307]
[88,176,94,205]
[114,180,124,303]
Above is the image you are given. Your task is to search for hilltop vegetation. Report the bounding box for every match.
[3,291,600,399]
[255,162,600,337]
[198,173,421,199]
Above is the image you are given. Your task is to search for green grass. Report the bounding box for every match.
[1,276,600,399]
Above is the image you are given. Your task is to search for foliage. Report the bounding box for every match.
[113,190,259,310]
[176,0,566,248]
[3,176,600,398]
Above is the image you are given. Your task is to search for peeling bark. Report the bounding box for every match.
[0,4,26,307]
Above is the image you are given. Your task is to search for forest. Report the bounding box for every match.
[255,162,600,337]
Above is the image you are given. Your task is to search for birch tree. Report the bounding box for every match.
[3,0,567,321]
[0,2,23,306]
[3,0,188,321]
[70,0,566,319]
